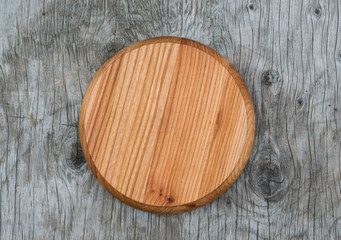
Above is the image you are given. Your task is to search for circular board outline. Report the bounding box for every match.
[79,37,256,214]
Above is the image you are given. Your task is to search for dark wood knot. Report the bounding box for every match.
[67,140,86,171]
[296,97,304,108]
[225,196,231,206]
[101,41,125,64]
[167,196,175,203]
[261,70,280,86]
[255,162,283,199]
[105,42,124,54]
[313,4,322,18]
[247,1,257,11]
[249,135,289,202]
[296,91,309,109]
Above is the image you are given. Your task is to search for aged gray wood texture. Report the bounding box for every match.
[1,0,341,239]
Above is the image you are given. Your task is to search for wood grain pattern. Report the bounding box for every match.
[1,0,341,239]
[79,37,255,213]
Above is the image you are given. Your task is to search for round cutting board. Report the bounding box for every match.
[79,37,255,214]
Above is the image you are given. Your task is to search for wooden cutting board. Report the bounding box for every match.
[79,37,255,214]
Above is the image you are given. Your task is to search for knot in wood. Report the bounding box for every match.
[255,162,282,200]
[313,4,322,18]
[104,42,124,55]
[247,1,257,11]
[167,197,175,204]
[296,97,304,108]
[296,91,309,109]
[101,41,126,64]
[67,141,86,171]
[261,70,280,86]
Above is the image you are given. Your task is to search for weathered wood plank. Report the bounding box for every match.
[0,0,340,239]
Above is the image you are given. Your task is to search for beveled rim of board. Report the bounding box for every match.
[79,36,255,214]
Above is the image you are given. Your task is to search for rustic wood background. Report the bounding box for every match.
[1,0,340,239]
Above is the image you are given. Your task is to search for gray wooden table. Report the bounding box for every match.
[1,0,340,239]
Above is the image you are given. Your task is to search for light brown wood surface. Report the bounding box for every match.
[79,37,255,214]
